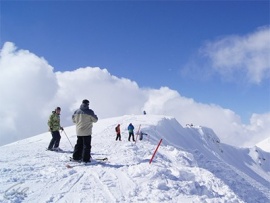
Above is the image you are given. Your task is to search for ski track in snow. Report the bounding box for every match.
[0,115,269,203]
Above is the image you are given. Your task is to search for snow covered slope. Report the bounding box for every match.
[0,115,269,203]
[256,137,270,153]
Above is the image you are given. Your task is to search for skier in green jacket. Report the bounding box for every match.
[47,107,63,151]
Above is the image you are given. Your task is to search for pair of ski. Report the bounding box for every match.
[46,148,73,154]
[66,157,108,168]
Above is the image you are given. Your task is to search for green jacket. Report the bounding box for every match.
[48,111,61,132]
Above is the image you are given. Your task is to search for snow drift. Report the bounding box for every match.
[0,115,269,203]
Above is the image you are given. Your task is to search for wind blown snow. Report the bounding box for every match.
[0,115,269,203]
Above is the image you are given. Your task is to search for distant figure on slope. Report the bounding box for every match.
[47,107,64,151]
[128,123,135,142]
[143,110,146,115]
[72,99,98,163]
[186,123,194,127]
[139,131,148,141]
[115,124,121,141]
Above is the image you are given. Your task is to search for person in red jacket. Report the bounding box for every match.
[115,124,121,141]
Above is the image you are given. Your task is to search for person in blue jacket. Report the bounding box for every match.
[128,123,135,142]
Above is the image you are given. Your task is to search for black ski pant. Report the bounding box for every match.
[116,133,121,141]
[128,132,135,141]
[48,131,61,149]
[73,135,92,162]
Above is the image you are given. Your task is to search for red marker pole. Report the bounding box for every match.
[149,139,163,164]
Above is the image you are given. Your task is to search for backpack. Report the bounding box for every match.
[115,126,118,132]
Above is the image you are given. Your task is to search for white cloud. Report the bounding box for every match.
[54,67,145,123]
[201,26,270,84]
[0,42,269,148]
[0,42,58,145]
[244,112,270,146]
[142,87,251,146]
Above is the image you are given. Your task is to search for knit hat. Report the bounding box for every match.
[56,107,61,111]
[82,99,89,105]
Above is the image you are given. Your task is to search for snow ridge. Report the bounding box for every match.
[0,115,269,203]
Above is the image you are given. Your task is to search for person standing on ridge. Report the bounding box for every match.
[72,99,98,163]
[47,107,64,151]
[115,124,121,141]
[128,123,135,142]
[139,131,148,141]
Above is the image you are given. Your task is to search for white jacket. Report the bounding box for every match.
[72,104,98,136]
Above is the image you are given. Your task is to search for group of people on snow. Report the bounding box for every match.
[115,123,148,142]
[47,99,98,163]
[115,123,136,142]
[47,99,148,163]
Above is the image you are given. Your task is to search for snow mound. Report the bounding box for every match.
[256,137,270,152]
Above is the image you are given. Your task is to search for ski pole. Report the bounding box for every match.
[62,130,73,149]
[135,124,141,144]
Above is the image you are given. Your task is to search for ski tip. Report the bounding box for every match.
[66,164,73,168]
[95,157,108,161]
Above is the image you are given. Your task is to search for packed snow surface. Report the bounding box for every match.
[0,115,269,203]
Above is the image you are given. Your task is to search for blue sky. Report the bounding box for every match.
[0,1,269,131]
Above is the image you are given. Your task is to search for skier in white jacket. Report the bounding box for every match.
[72,99,98,163]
